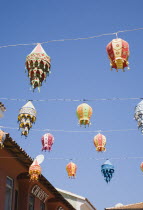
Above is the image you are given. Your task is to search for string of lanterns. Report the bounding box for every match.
[0,29,143,183]
[1,98,143,182]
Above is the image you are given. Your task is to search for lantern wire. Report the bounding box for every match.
[0,27,143,49]
[0,125,138,133]
[0,97,142,102]
[0,156,143,161]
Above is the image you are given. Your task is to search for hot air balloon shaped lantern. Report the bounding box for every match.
[101,160,114,183]
[93,133,106,152]
[0,130,6,149]
[41,133,54,152]
[26,43,51,91]
[106,38,130,72]
[0,102,6,118]
[66,162,77,178]
[18,101,37,137]
[76,103,93,127]
[134,100,143,134]
[29,159,41,181]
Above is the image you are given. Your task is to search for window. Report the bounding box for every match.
[4,176,13,210]
[14,190,18,210]
[40,202,45,210]
[29,194,35,210]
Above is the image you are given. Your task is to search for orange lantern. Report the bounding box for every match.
[29,160,41,181]
[106,38,130,72]
[93,133,106,152]
[66,162,77,178]
[140,162,143,172]
[76,103,93,127]
[0,130,6,149]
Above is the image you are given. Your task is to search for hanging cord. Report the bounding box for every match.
[0,125,137,133]
[0,27,143,49]
[0,156,143,161]
[0,97,142,102]
[115,33,118,39]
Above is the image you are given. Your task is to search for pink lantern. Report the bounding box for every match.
[41,133,54,151]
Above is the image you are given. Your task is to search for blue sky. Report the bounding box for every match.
[1,0,143,209]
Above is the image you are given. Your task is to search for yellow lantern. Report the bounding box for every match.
[76,103,92,127]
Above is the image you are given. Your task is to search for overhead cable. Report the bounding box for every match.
[0,125,137,133]
[0,27,143,49]
[0,97,142,102]
[0,156,143,161]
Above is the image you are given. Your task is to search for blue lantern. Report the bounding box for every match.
[101,160,114,183]
[134,100,143,134]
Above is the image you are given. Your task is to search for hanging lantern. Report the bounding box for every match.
[18,101,37,136]
[0,130,6,149]
[101,160,114,183]
[140,162,143,172]
[76,103,93,127]
[41,133,54,151]
[29,160,41,181]
[25,43,51,91]
[134,100,143,134]
[66,162,77,178]
[0,102,6,118]
[106,38,130,72]
[93,133,106,152]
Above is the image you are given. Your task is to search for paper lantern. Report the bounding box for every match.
[134,100,143,134]
[0,130,6,149]
[41,133,54,151]
[18,101,36,136]
[0,102,6,118]
[66,162,77,178]
[101,160,114,183]
[106,38,129,71]
[93,133,106,152]
[29,160,41,181]
[26,43,51,91]
[76,103,93,127]
[140,162,143,172]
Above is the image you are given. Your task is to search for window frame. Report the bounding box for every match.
[4,176,14,210]
[29,194,35,210]
[14,190,18,210]
[40,201,45,210]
